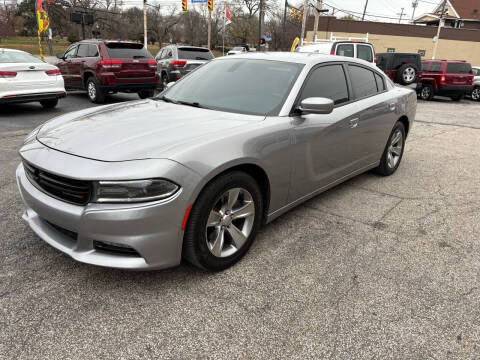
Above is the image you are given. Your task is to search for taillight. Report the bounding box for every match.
[374,53,377,63]
[148,60,157,69]
[101,59,122,69]
[172,60,187,68]
[330,50,335,55]
[45,68,61,76]
[440,75,446,83]
[0,71,17,78]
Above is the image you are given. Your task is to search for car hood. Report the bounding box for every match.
[36,99,264,162]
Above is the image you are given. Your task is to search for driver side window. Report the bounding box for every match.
[300,64,349,105]
[64,46,77,59]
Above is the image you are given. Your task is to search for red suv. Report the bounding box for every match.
[417,60,474,101]
[56,40,159,103]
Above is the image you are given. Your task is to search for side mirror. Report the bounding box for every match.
[298,97,334,115]
[166,81,175,89]
[56,53,64,60]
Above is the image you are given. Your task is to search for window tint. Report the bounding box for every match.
[88,44,99,57]
[349,65,378,98]
[375,73,385,92]
[64,46,77,59]
[393,55,417,67]
[357,45,373,62]
[428,62,441,72]
[76,44,89,58]
[178,47,214,60]
[446,63,471,73]
[421,62,429,71]
[473,68,480,76]
[336,44,354,57]
[105,43,153,59]
[300,65,349,105]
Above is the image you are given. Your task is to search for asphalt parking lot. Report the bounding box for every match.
[1,94,480,359]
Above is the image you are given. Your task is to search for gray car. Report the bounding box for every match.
[155,45,214,89]
[16,53,417,271]
[471,66,480,101]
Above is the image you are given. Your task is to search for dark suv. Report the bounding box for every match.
[417,60,474,101]
[155,45,214,89]
[376,53,421,85]
[56,40,159,103]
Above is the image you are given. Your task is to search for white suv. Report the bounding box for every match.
[296,34,376,64]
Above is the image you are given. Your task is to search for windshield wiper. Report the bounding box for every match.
[177,100,211,109]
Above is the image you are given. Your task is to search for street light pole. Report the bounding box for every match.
[312,0,322,42]
[432,0,447,59]
[143,0,148,50]
[300,0,308,45]
[258,0,264,50]
[281,0,287,50]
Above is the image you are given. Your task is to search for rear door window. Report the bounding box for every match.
[446,63,471,73]
[76,44,89,58]
[336,44,354,58]
[300,64,349,105]
[421,62,429,71]
[375,73,385,92]
[428,62,442,72]
[357,45,373,62]
[178,48,214,60]
[348,65,378,98]
[106,43,153,59]
[88,44,99,57]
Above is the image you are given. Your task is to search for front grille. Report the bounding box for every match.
[44,220,78,241]
[23,161,92,205]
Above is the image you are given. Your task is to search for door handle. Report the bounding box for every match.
[389,103,396,111]
[349,118,359,128]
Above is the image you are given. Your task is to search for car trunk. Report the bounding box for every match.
[0,63,58,89]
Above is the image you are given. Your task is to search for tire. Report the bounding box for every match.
[138,89,155,99]
[419,84,434,101]
[86,76,105,104]
[161,73,169,91]
[471,87,480,101]
[39,98,58,109]
[183,171,264,271]
[450,94,464,102]
[396,64,418,85]
[375,121,406,177]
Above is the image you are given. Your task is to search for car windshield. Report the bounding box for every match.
[159,59,303,116]
[178,48,214,60]
[0,51,43,63]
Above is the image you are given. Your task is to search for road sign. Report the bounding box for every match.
[192,0,207,3]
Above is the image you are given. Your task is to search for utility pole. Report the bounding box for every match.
[207,11,211,49]
[362,0,369,21]
[411,0,419,23]
[397,7,405,23]
[312,0,321,42]
[300,0,308,45]
[281,0,287,50]
[143,0,148,50]
[257,0,264,50]
[432,0,447,59]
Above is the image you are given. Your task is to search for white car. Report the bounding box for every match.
[227,46,248,55]
[0,48,66,108]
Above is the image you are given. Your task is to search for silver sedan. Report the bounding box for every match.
[16,53,417,271]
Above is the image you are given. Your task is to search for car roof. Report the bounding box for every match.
[216,51,378,68]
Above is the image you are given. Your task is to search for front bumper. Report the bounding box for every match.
[16,148,201,270]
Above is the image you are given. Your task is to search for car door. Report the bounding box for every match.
[346,64,398,165]
[57,45,77,87]
[288,63,364,202]
[69,43,89,88]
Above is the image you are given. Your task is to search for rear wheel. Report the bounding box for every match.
[138,89,155,99]
[396,64,417,85]
[472,87,480,101]
[183,171,263,271]
[86,77,105,104]
[419,84,434,101]
[375,122,406,176]
[39,99,58,109]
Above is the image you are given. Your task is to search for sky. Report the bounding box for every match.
[309,0,441,23]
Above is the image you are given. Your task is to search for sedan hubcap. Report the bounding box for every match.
[403,67,416,82]
[205,188,255,258]
[88,82,96,100]
[472,88,480,101]
[387,130,403,169]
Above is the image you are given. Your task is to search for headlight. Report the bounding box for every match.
[93,179,179,203]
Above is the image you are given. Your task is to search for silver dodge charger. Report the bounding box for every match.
[16,53,417,271]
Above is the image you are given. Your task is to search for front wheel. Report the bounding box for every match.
[471,87,480,101]
[86,77,105,104]
[375,121,406,176]
[183,171,264,271]
[39,98,58,109]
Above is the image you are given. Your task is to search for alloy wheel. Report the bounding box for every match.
[87,81,96,101]
[205,187,255,258]
[403,67,416,83]
[421,86,431,100]
[472,88,480,101]
[387,129,403,169]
